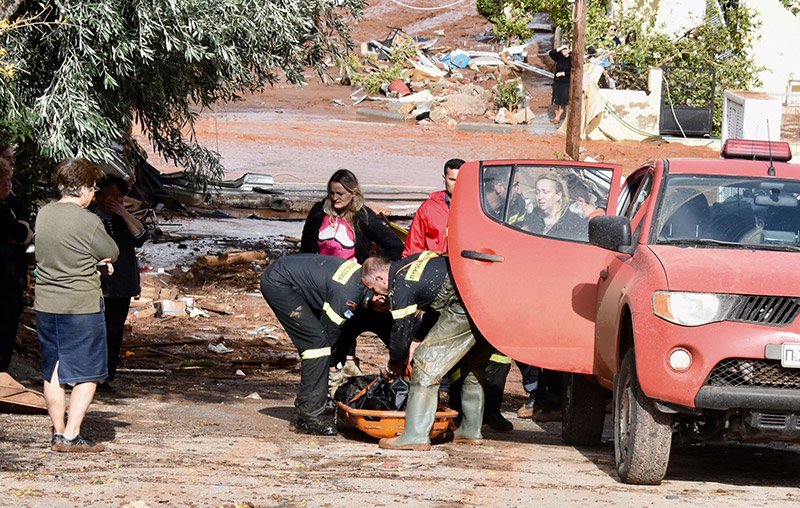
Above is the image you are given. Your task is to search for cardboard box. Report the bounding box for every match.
[140,286,161,300]
[157,299,187,317]
[129,296,153,308]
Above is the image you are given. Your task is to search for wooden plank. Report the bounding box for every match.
[0,373,47,414]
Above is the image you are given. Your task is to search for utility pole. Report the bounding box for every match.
[565,0,587,160]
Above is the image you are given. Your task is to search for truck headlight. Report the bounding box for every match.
[653,291,737,326]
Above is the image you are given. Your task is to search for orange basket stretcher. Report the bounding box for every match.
[334,375,458,439]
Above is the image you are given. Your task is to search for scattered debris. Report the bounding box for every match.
[339,25,560,129]
[388,79,411,96]
[114,368,172,376]
[157,299,187,318]
[495,107,515,125]
[514,106,535,124]
[196,299,234,315]
[441,94,487,116]
[179,359,217,369]
[189,307,211,318]
[198,249,266,267]
[208,342,235,354]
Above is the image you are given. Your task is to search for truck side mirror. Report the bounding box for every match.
[589,216,632,252]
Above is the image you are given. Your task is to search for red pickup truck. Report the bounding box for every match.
[449,140,800,484]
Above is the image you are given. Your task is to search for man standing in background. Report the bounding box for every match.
[402,158,463,257]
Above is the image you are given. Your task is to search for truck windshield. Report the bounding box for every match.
[654,175,800,250]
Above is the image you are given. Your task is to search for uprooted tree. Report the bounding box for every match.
[476,0,763,136]
[0,0,363,199]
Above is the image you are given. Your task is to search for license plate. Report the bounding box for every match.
[781,343,800,368]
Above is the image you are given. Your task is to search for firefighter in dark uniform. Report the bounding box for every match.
[361,252,493,450]
[260,254,368,436]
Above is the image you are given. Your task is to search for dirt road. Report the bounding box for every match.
[3,216,799,507]
[2,1,798,506]
[3,346,799,508]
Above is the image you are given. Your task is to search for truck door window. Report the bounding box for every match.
[481,164,613,243]
[627,173,653,220]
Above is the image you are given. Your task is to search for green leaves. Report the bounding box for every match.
[780,0,800,16]
[0,0,363,190]
[496,78,523,110]
[608,5,763,135]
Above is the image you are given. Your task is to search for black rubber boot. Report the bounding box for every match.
[290,415,337,436]
[483,358,513,432]
[291,355,337,435]
[378,385,439,451]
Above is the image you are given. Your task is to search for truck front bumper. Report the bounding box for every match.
[695,385,800,411]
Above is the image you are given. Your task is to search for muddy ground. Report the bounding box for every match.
[3,243,800,508]
[2,1,799,506]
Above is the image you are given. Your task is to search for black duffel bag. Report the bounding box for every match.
[334,374,410,412]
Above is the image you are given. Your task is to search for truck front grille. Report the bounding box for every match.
[705,358,800,389]
[759,412,790,427]
[729,296,800,327]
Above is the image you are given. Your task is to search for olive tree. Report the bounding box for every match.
[0,0,362,194]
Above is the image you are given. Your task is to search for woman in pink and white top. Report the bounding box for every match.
[300,169,403,380]
[300,169,403,263]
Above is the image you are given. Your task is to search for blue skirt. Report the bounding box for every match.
[37,309,108,384]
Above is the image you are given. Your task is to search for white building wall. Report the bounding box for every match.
[744,0,800,93]
[618,0,705,37]
[585,68,663,142]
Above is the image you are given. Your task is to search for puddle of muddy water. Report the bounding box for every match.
[138,217,304,270]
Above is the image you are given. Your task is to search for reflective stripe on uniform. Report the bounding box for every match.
[404,251,438,282]
[508,212,525,225]
[489,354,512,364]
[391,304,418,320]
[323,302,345,325]
[332,260,362,285]
[449,368,461,383]
[301,346,331,360]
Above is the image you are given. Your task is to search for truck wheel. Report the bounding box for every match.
[614,349,673,485]
[561,372,607,446]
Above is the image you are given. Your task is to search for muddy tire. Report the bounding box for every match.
[614,349,673,485]
[561,372,608,446]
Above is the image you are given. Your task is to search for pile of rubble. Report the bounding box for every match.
[115,246,302,378]
[337,28,555,126]
[129,248,268,320]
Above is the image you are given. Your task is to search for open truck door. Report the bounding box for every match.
[448,160,623,374]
